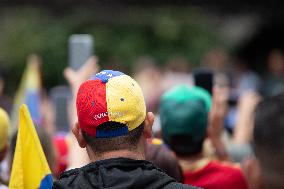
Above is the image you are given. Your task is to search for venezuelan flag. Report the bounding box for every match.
[9,104,53,189]
[11,55,42,130]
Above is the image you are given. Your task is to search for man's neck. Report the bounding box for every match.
[86,138,147,163]
[178,153,210,172]
[89,149,145,162]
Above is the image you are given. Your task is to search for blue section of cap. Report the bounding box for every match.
[96,126,128,138]
[90,70,125,83]
[39,174,53,189]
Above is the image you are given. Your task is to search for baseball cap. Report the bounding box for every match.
[76,70,146,138]
[0,108,9,150]
[160,85,211,144]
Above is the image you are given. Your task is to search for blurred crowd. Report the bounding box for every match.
[0,47,284,189]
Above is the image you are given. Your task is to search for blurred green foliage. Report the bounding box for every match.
[0,6,226,95]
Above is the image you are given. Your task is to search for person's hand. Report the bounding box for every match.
[64,56,100,128]
[207,85,230,160]
[64,56,100,93]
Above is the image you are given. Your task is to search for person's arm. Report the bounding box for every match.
[207,86,230,161]
[64,56,99,168]
[233,92,261,145]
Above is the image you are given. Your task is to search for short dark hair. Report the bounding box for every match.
[166,135,204,156]
[254,94,284,188]
[82,121,144,156]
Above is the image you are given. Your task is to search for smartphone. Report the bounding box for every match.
[68,34,94,70]
[193,69,213,95]
[50,86,71,133]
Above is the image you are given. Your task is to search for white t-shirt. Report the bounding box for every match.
[0,184,8,189]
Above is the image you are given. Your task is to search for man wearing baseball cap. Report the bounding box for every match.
[160,85,249,189]
[53,70,199,189]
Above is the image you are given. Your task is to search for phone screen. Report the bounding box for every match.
[193,69,213,95]
[50,86,71,133]
[68,34,94,70]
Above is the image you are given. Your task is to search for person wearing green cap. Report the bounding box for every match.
[160,85,249,189]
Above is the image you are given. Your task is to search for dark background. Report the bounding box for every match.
[0,0,283,93]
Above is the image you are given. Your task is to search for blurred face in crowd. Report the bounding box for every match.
[202,49,228,72]
[268,50,284,76]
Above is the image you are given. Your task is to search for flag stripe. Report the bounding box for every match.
[39,174,53,189]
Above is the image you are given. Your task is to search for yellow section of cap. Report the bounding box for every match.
[106,75,146,131]
[0,108,9,150]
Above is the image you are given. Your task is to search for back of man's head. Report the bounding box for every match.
[254,94,284,188]
[75,70,149,156]
[160,85,211,156]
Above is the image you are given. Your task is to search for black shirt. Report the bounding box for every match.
[53,157,201,189]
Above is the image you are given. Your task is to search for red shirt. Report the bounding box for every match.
[183,161,249,189]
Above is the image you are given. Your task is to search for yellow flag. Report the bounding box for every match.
[9,104,53,189]
[11,55,42,132]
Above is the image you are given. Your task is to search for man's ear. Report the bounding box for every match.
[72,122,87,148]
[143,112,155,139]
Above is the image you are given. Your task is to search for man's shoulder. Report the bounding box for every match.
[53,167,83,189]
[58,166,81,179]
[53,161,101,189]
[53,158,203,189]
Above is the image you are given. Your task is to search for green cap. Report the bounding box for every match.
[160,85,211,144]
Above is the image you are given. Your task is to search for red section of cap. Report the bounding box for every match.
[76,79,109,136]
